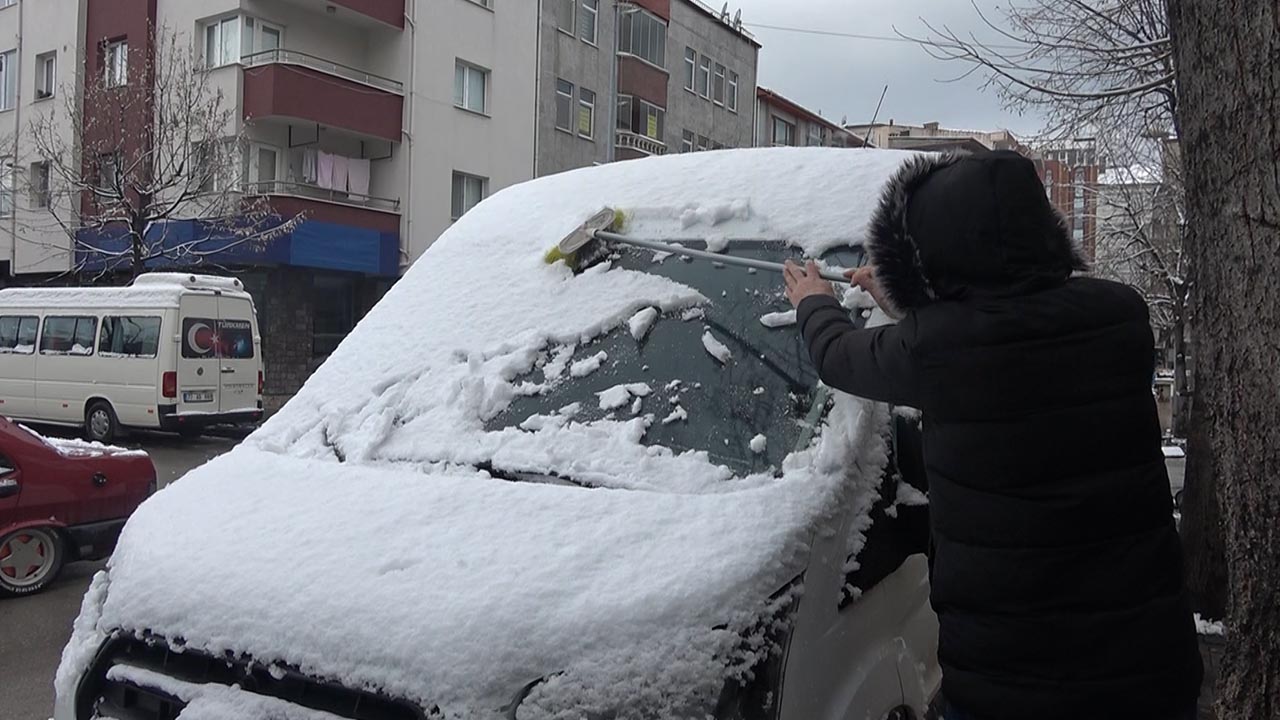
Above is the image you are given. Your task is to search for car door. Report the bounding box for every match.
[177,293,221,413]
[216,295,258,414]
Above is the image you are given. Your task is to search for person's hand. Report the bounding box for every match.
[844,266,900,319]
[783,260,837,308]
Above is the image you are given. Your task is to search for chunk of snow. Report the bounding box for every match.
[1162,446,1186,459]
[1195,614,1225,636]
[893,406,922,422]
[662,406,688,424]
[664,379,682,392]
[759,310,796,328]
[749,434,767,454]
[705,233,729,253]
[628,307,659,341]
[597,382,652,411]
[543,345,576,381]
[842,286,877,310]
[23,425,148,458]
[630,397,643,415]
[702,331,732,364]
[752,387,765,396]
[682,307,705,321]
[569,351,609,378]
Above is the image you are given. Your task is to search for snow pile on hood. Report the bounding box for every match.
[62,148,920,718]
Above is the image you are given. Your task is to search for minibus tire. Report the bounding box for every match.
[85,401,120,444]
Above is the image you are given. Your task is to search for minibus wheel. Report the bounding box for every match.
[85,401,120,444]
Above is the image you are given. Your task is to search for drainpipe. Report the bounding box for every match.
[533,0,542,176]
[400,0,416,271]
[10,0,22,274]
[605,1,624,163]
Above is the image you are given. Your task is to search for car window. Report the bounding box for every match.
[0,315,38,355]
[490,241,865,476]
[840,413,930,608]
[99,316,162,358]
[39,316,98,356]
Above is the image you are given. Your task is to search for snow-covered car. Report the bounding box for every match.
[56,149,940,720]
[0,418,155,597]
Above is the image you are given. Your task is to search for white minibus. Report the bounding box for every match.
[0,273,263,441]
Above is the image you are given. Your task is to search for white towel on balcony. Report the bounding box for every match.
[317,151,335,190]
[302,149,318,183]
[347,158,371,197]
[332,155,350,193]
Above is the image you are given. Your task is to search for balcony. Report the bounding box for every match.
[243,50,404,143]
[616,131,668,158]
[244,180,401,234]
[271,0,405,29]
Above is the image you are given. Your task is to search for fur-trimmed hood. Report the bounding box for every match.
[866,150,1089,315]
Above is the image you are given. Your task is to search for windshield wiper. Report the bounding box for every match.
[475,461,593,489]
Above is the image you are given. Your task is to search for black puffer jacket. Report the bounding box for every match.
[797,151,1202,719]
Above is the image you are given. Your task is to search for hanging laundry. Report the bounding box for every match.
[347,158,371,197]
[303,148,318,184]
[332,155,350,193]
[316,151,335,190]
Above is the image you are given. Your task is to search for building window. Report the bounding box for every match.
[454,61,488,114]
[712,63,726,105]
[97,152,121,195]
[579,0,598,44]
[555,78,574,132]
[1073,168,1086,212]
[29,161,49,208]
[681,130,695,153]
[683,48,696,92]
[696,135,710,152]
[772,117,796,146]
[727,71,738,112]
[616,95,665,141]
[451,171,488,220]
[35,51,56,100]
[312,276,355,358]
[618,9,666,67]
[0,158,12,216]
[0,0,13,8]
[248,143,279,186]
[105,40,128,87]
[578,87,595,139]
[807,123,822,146]
[40,316,97,356]
[556,0,575,33]
[0,50,15,110]
[697,56,711,98]
[1073,226,1085,243]
[204,17,239,67]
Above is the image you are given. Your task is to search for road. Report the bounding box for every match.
[0,430,240,720]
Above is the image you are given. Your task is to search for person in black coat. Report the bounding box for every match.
[782,150,1203,720]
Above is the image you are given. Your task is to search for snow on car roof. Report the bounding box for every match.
[0,272,252,309]
[70,148,919,717]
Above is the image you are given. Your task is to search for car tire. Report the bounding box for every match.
[0,527,65,598]
[85,400,120,444]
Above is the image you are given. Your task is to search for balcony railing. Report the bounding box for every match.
[244,180,401,213]
[615,131,668,157]
[243,49,403,95]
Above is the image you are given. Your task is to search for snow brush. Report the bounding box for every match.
[546,207,850,282]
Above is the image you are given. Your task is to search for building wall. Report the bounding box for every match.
[535,1,614,177]
[756,97,846,148]
[666,0,757,152]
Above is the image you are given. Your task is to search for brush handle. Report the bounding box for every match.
[595,231,851,283]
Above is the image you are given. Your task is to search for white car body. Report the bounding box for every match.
[0,273,263,439]
[55,149,939,720]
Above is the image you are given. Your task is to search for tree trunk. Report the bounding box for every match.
[1168,2,1280,718]
[1171,314,1189,438]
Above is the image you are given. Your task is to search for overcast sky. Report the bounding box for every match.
[727,0,1045,136]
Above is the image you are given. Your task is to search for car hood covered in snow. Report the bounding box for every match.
[59,148,918,719]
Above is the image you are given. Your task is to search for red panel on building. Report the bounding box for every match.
[331,0,406,28]
[617,56,668,108]
[632,0,671,20]
[242,64,404,144]
[267,196,401,234]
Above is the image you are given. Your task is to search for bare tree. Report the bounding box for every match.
[1168,2,1280,717]
[28,27,297,279]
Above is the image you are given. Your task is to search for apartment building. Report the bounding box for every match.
[536,0,759,177]
[0,0,537,409]
[1040,139,1104,262]
[756,86,865,148]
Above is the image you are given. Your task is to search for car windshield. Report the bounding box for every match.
[488,240,864,476]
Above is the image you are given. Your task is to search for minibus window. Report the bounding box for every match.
[99,316,161,358]
[0,315,37,354]
[39,316,98,356]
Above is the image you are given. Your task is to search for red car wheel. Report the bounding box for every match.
[0,527,64,597]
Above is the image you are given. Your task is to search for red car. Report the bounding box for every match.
[0,417,155,597]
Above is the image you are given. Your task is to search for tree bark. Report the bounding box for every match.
[1168,2,1280,718]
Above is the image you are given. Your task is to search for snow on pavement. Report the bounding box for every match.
[702,330,733,364]
[628,307,659,341]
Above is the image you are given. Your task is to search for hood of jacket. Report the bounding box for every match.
[865,150,1089,314]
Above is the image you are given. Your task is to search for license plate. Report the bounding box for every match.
[183,391,214,403]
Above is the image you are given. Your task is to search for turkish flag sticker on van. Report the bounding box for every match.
[182,319,256,360]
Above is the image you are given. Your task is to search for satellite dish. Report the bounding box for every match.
[734,9,742,27]
[721,3,730,21]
